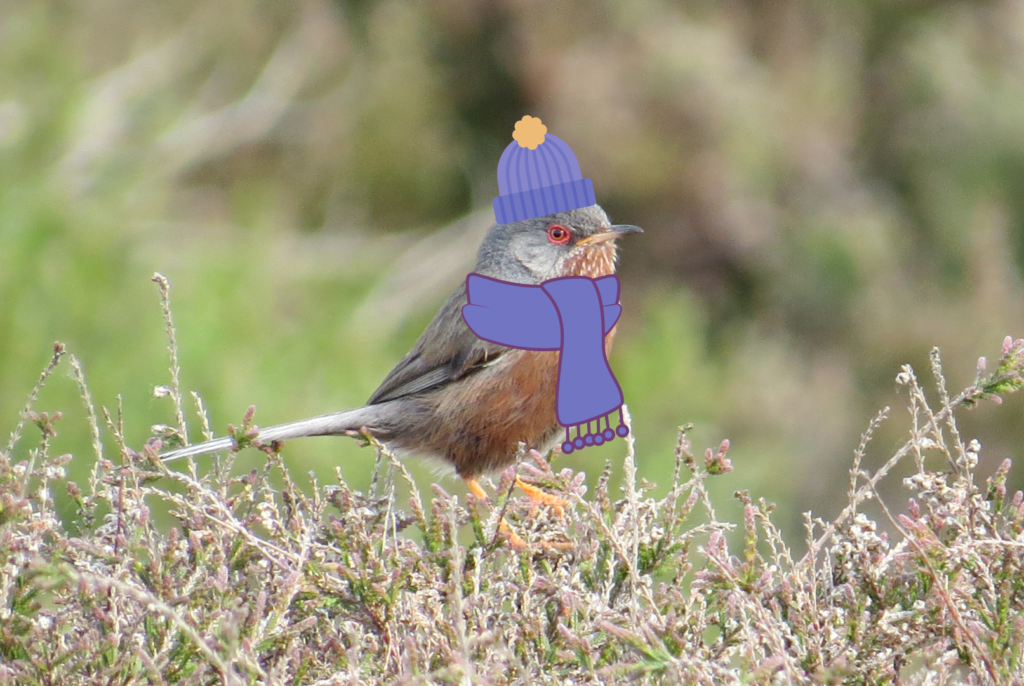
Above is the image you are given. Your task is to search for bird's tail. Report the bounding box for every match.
[159,406,381,463]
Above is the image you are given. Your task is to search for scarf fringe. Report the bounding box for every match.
[561,407,629,454]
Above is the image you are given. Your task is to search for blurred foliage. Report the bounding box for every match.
[1,0,1024,540]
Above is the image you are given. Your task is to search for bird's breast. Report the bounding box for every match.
[430,328,618,477]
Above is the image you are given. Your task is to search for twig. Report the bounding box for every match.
[5,342,65,457]
[152,273,188,440]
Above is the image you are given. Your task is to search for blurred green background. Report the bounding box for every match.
[3,0,1023,538]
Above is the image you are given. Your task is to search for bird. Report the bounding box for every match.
[159,206,641,540]
[161,114,641,547]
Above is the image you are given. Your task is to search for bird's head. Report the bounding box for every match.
[477,205,643,283]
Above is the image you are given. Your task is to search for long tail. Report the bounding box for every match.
[160,406,381,463]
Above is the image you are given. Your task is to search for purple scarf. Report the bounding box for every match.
[462,274,628,454]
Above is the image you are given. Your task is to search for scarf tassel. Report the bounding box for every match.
[561,408,629,454]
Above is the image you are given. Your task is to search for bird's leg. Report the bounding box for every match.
[463,477,490,503]
[514,477,567,517]
[463,478,527,550]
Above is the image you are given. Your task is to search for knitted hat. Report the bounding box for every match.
[492,116,596,225]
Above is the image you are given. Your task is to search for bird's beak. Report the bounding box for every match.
[577,224,644,246]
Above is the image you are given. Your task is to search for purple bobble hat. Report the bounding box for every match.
[492,116,597,224]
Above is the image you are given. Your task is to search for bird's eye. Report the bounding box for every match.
[546,225,571,245]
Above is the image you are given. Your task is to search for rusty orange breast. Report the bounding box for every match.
[424,242,623,478]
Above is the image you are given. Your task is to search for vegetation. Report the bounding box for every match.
[0,279,1022,684]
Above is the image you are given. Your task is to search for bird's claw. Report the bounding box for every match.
[463,476,569,551]
[514,477,568,517]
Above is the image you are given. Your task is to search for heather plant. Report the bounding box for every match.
[1,278,1023,685]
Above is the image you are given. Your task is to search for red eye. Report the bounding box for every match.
[546,224,570,245]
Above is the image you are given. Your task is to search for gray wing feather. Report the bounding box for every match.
[367,282,507,405]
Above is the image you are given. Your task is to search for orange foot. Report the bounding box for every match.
[514,477,568,517]
[464,478,527,550]
[498,519,528,551]
[513,476,574,550]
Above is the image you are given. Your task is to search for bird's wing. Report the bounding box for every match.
[367,283,509,405]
